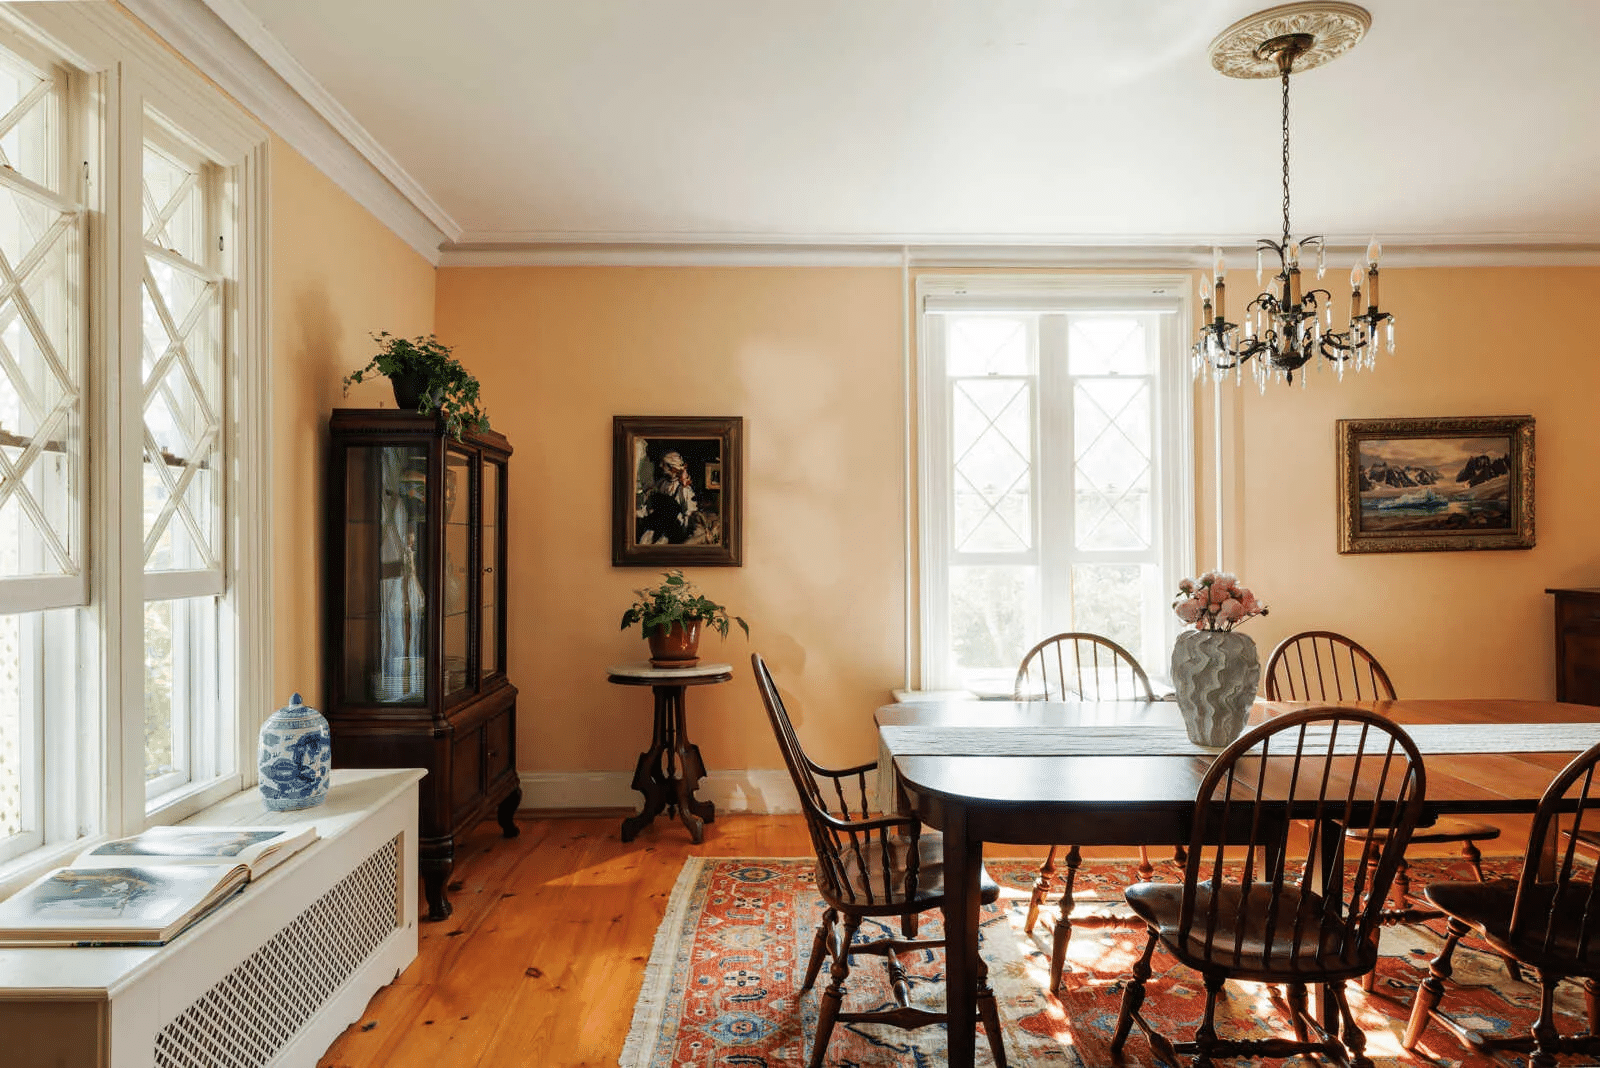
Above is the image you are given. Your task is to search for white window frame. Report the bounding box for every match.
[0,4,272,885]
[915,274,1195,692]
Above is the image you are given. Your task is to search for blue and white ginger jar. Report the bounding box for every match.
[258,692,331,811]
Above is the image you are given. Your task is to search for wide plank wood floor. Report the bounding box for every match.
[317,811,1534,1068]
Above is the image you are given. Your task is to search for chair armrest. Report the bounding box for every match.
[811,810,922,836]
[804,755,879,779]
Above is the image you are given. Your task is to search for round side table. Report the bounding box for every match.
[608,660,733,844]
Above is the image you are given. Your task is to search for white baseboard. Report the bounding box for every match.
[517,768,880,815]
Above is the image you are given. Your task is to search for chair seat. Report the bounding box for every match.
[827,831,1000,913]
[1347,816,1501,845]
[1125,880,1375,980]
[1424,878,1600,977]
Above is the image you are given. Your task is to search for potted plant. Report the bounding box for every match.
[1170,571,1269,747]
[343,332,490,441]
[620,570,748,667]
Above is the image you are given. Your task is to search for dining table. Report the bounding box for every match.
[875,696,1600,1068]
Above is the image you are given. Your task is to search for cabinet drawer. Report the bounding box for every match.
[485,709,514,783]
[452,725,484,810]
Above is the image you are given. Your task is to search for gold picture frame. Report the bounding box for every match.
[1336,415,1535,554]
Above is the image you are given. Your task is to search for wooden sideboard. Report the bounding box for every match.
[1549,588,1600,706]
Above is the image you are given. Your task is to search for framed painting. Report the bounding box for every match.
[1336,415,1535,554]
[613,416,743,567]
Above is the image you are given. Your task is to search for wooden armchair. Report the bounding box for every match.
[1265,631,1498,899]
[1404,739,1600,1065]
[752,654,1007,1068]
[1013,632,1168,993]
[1111,705,1426,1068]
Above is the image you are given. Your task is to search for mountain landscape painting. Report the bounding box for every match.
[1338,416,1533,554]
[1357,434,1513,533]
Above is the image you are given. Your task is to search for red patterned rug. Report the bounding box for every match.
[621,855,1584,1067]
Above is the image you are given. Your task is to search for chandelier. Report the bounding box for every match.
[1197,3,1392,388]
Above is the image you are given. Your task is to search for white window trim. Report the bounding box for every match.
[0,5,272,847]
[914,273,1196,691]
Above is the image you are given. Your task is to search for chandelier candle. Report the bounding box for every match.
[1198,3,1391,388]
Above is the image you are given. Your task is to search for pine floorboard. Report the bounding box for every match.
[316,810,1534,1068]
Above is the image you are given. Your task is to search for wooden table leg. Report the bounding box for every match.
[669,687,707,843]
[943,804,983,1068]
[673,689,715,828]
[621,686,674,841]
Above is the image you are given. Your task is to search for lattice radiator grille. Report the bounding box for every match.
[152,834,401,1068]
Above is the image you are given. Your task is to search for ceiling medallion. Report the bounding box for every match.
[1196,2,1392,389]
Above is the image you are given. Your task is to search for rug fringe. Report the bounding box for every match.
[619,854,707,1068]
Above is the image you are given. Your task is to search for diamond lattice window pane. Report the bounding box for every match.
[952,378,1032,552]
[141,138,221,576]
[1074,379,1153,550]
[1069,318,1149,375]
[0,58,52,190]
[0,185,54,278]
[143,145,205,263]
[947,316,1029,377]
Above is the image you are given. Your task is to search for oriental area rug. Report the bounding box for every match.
[620,855,1583,1068]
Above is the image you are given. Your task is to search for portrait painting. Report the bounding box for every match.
[1337,415,1534,554]
[613,416,743,566]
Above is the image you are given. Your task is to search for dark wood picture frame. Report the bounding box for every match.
[1336,415,1535,554]
[613,415,744,567]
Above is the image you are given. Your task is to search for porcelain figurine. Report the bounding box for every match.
[258,692,332,810]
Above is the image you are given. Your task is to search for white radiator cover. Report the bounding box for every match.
[153,836,401,1068]
[0,769,423,1068]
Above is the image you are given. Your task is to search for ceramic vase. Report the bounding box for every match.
[1170,630,1259,747]
[646,618,702,668]
[258,692,332,811]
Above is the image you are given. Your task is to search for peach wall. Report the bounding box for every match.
[434,267,906,773]
[1238,267,1600,699]
[270,134,437,704]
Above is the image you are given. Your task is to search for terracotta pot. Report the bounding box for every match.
[1170,629,1259,747]
[646,618,703,668]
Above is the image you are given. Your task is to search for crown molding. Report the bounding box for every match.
[118,0,451,264]
[439,237,1600,269]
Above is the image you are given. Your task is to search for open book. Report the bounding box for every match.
[0,824,318,946]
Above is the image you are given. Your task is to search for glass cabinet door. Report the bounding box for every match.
[343,444,430,705]
[443,447,474,700]
[482,458,504,678]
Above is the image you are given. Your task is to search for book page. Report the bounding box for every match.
[76,825,318,875]
[0,863,247,942]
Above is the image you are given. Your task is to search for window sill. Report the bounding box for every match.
[147,772,245,826]
[0,835,101,901]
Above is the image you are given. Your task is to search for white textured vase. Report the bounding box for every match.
[1170,630,1259,747]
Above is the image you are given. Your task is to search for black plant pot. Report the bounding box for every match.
[390,370,427,411]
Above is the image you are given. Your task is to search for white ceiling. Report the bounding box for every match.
[219,0,1600,256]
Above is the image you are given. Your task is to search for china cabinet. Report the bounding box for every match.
[324,409,518,919]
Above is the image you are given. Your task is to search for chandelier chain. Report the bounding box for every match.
[1280,67,1292,249]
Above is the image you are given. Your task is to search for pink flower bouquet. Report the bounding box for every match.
[1172,571,1268,632]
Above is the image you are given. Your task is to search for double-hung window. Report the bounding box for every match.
[917,276,1193,693]
[0,6,269,882]
[0,37,91,867]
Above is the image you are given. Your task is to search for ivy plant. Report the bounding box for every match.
[343,332,489,440]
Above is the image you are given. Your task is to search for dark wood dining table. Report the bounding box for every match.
[875,696,1600,1068]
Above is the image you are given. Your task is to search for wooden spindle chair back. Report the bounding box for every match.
[752,653,919,914]
[1014,632,1154,702]
[1510,739,1600,964]
[1264,630,1396,703]
[1177,705,1426,976]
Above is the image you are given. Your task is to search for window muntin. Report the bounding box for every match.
[921,286,1190,695]
[140,113,232,805]
[0,41,84,866]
